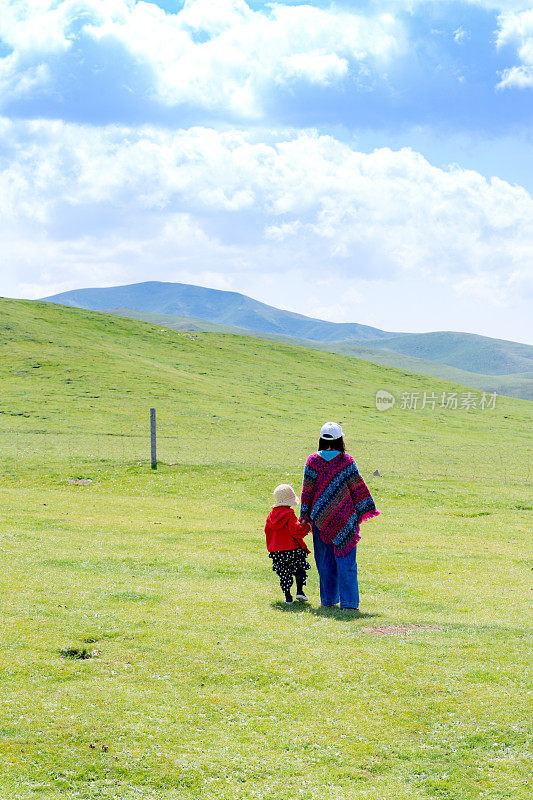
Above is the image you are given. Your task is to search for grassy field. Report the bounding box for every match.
[105,308,533,401]
[1,298,532,800]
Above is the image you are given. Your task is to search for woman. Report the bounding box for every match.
[299,422,380,609]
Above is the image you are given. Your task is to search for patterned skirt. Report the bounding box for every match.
[269,547,311,592]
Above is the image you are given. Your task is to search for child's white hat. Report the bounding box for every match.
[273,484,299,507]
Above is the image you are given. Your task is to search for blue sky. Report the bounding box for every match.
[0,0,532,342]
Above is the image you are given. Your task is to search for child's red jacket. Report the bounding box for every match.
[265,506,311,553]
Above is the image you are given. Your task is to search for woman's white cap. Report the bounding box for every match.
[320,421,343,440]
[273,484,299,507]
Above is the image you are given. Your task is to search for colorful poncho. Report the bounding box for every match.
[299,452,380,556]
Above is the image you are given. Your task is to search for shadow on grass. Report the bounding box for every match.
[270,601,381,621]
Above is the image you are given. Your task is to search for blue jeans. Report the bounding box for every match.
[312,526,359,609]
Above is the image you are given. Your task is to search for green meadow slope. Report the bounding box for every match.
[107,307,533,401]
[40,279,533,403]
[364,331,532,374]
[0,298,531,800]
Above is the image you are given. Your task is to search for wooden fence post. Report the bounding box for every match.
[150,408,157,470]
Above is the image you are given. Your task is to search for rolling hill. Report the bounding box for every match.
[40,281,533,401]
[104,308,533,401]
[363,331,533,375]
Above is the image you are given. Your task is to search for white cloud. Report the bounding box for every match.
[405,1,531,10]
[498,63,533,86]
[265,221,303,241]
[1,118,531,322]
[475,1,530,7]
[497,8,533,88]
[178,0,254,35]
[453,26,471,43]
[386,1,533,92]
[280,52,349,85]
[0,0,404,118]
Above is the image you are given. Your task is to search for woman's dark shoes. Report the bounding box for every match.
[284,591,293,603]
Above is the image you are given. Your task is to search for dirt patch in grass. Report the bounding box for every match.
[59,647,100,660]
[363,623,443,637]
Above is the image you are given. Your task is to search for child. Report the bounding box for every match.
[265,484,311,604]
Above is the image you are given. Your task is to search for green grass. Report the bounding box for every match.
[0,298,532,800]
[106,307,533,401]
[364,331,533,375]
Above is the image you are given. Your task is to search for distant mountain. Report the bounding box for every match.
[41,281,399,342]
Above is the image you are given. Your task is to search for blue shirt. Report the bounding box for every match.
[318,450,341,461]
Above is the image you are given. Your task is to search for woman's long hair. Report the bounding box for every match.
[318,436,345,453]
